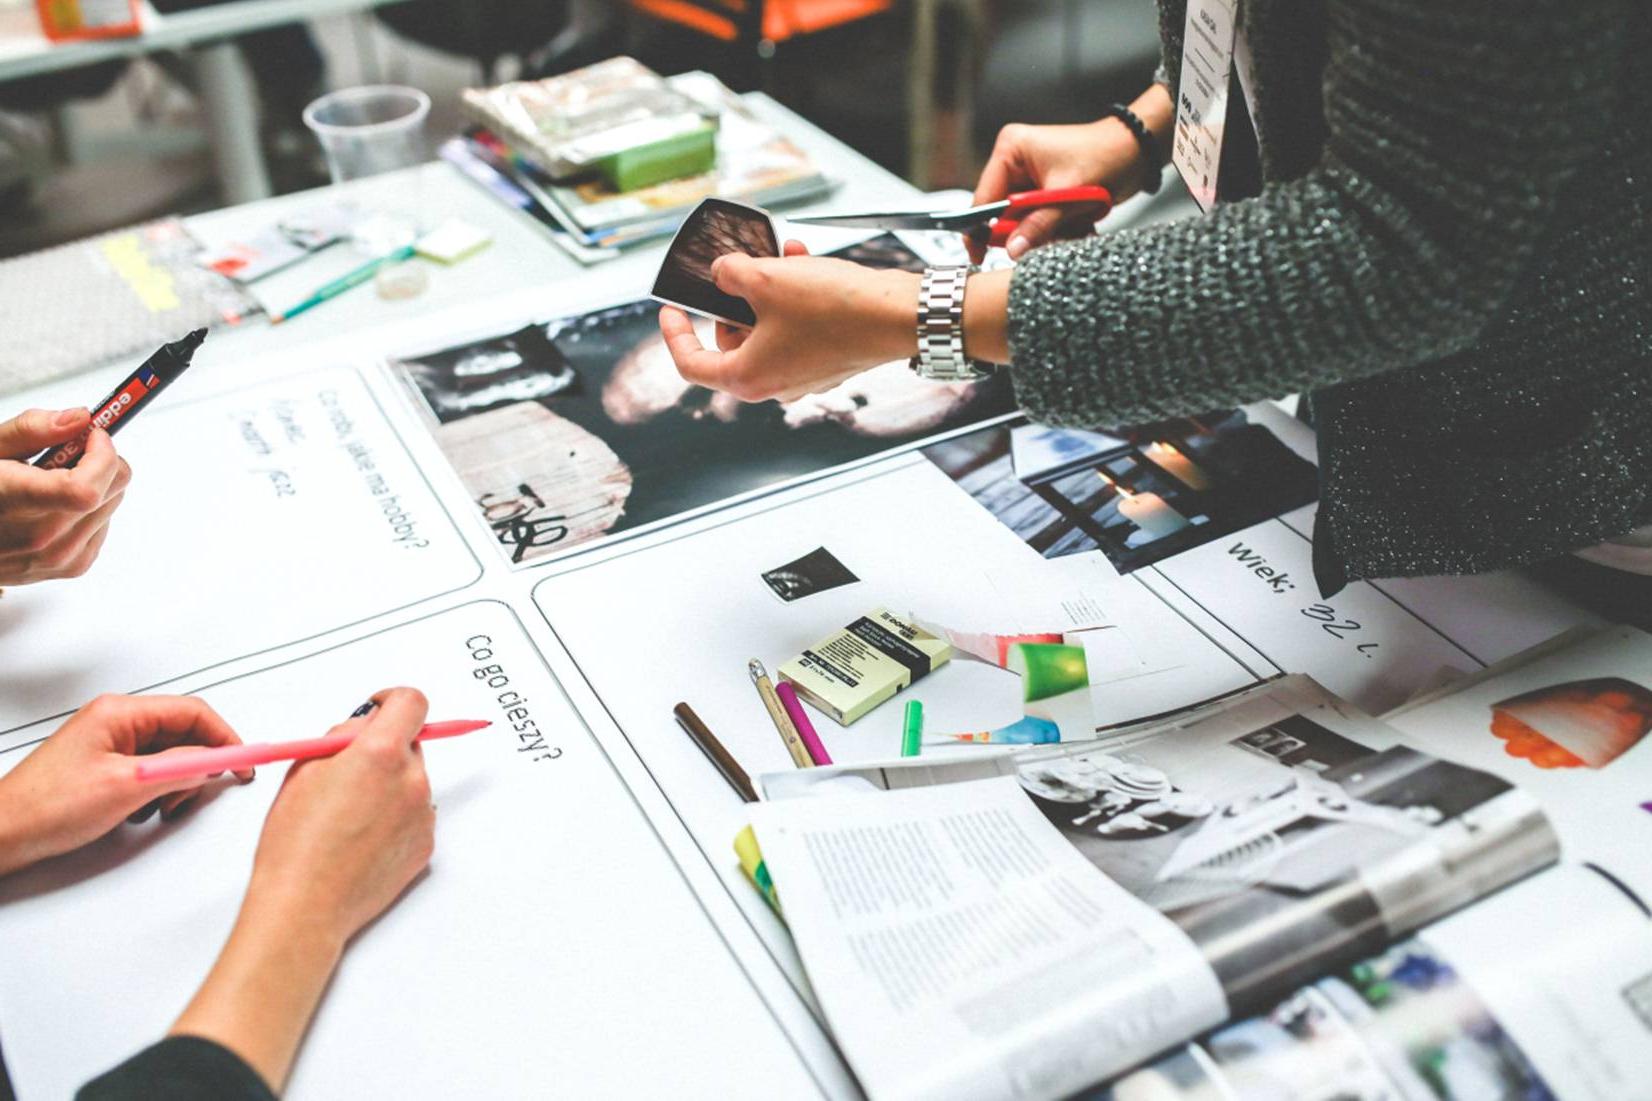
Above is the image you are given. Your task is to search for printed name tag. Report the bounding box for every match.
[1172,0,1238,212]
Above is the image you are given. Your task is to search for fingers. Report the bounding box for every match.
[659,306,741,388]
[1006,204,1102,260]
[71,428,124,503]
[58,516,117,581]
[781,239,810,258]
[0,408,88,461]
[709,253,762,298]
[351,687,430,755]
[0,429,125,519]
[973,124,1033,206]
[714,323,749,353]
[83,693,244,757]
[127,783,206,819]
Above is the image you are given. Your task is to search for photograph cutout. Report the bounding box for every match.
[393,235,1018,566]
[922,411,1321,574]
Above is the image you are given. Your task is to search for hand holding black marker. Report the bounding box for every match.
[33,329,206,471]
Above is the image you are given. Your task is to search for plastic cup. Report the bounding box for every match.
[302,85,431,183]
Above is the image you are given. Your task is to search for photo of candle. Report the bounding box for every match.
[1144,440,1213,491]
[1099,472,1191,540]
[923,409,1321,576]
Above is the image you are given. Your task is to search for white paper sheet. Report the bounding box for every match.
[0,365,481,734]
[750,776,1228,1101]
[0,602,826,1099]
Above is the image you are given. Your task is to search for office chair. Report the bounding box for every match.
[377,1,575,83]
[625,0,895,93]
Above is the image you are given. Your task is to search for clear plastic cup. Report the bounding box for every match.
[302,85,431,183]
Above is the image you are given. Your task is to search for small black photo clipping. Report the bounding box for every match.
[762,546,860,603]
[652,198,779,329]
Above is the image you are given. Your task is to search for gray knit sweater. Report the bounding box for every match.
[1006,0,1651,593]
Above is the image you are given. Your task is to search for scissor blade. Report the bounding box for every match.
[789,212,960,231]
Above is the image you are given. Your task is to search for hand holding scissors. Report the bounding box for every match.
[789,185,1113,252]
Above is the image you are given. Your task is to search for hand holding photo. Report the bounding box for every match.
[651,197,779,328]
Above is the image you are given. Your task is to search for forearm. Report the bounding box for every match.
[959,83,1169,369]
[170,894,344,1094]
[1004,0,1620,427]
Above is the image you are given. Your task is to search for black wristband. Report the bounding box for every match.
[1104,103,1162,195]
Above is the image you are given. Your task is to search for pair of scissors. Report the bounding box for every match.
[789,185,1113,249]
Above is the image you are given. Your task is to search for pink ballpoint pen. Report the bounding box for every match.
[133,720,492,785]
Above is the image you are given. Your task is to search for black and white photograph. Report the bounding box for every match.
[922,411,1321,574]
[1013,709,1549,1004]
[761,546,860,603]
[393,236,1017,566]
[650,197,779,327]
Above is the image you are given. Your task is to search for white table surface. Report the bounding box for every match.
[181,91,927,360]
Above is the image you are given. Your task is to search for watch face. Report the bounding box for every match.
[651,198,780,329]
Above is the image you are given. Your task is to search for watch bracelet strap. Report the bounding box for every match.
[1104,102,1163,195]
[911,265,989,382]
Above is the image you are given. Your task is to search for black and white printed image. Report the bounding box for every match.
[762,546,860,602]
[651,197,779,327]
[394,236,1017,566]
[922,411,1320,574]
[1015,712,1545,1003]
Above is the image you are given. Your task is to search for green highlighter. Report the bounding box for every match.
[901,699,924,757]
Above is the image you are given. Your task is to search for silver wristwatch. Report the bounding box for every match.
[911,265,991,381]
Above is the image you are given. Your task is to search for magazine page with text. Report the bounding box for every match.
[751,677,1560,1100]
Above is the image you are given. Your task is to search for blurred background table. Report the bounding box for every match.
[0,0,414,203]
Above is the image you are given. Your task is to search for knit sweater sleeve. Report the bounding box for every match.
[1006,0,1625,427]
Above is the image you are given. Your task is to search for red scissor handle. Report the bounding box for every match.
[985,185,1114,249]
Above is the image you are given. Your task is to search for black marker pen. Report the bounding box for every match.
[33,328,207,471]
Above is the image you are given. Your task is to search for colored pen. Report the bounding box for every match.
[749,659,812,769]
[674,701,758,802]
[33,329,206,470]
[133,719,491,784]
[901,699,924,757]
[775,681,831,766]
[269,244,415,324]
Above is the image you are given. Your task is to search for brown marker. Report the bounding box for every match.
[674,701,758,803]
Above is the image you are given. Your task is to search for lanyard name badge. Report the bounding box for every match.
[1172,0,1240,213]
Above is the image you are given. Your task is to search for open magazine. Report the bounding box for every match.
[748,646,1652,1101]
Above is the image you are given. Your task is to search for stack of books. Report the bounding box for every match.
[444,59,831,262]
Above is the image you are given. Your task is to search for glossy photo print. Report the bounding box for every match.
[651,197,779,327]
[922,411,1321,575]
[394,236,1017,566]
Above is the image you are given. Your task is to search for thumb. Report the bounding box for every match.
[710,253,762,297]
[350,687,430,755]
[0,408,90,461]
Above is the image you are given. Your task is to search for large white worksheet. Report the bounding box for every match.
[0,602,826,1099]
[528,423,1595,998]
[0,364,481,734]
[0,265,1599,1099]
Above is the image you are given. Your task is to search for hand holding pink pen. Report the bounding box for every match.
[133,718,492,785]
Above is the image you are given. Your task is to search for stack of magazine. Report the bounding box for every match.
[448,60,830,261]
[747,625,1652,1100]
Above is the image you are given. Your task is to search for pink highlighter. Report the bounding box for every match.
[133,720,491,785]
[775,682,832,767]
